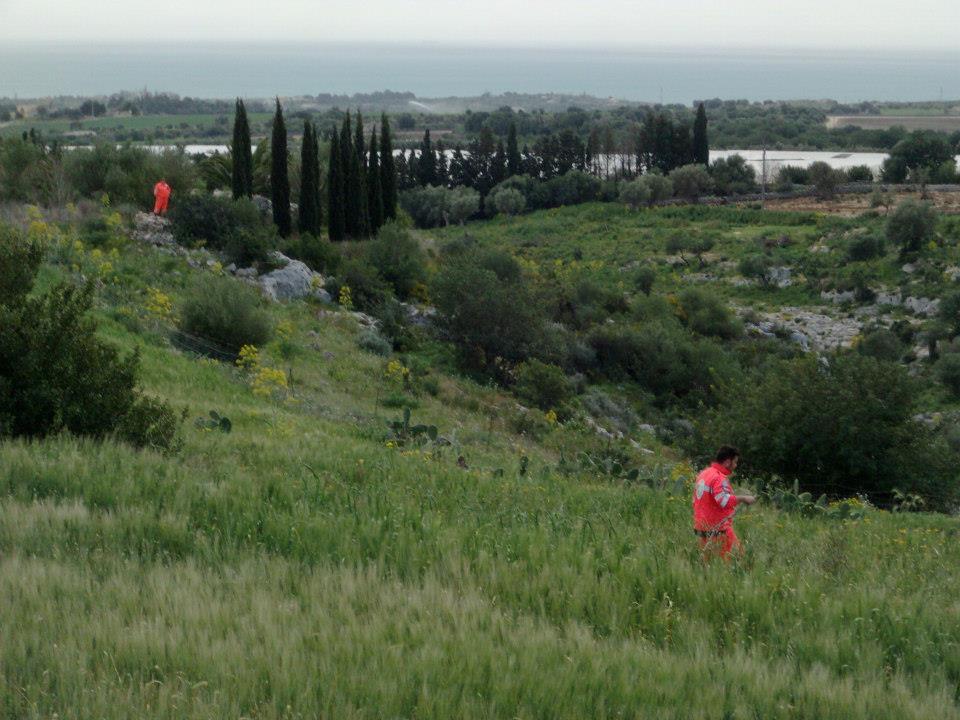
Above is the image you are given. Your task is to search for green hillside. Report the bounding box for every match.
[1,201,960,719]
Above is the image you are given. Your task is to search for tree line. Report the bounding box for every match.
[230,99,398,240]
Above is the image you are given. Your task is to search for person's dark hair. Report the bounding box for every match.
[715,445,740,463]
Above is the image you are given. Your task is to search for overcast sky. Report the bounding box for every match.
[0,0,957,50]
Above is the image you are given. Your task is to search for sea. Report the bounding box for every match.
[2,43,960,103]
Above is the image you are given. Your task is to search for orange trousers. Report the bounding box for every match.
[153,196,169,214]
[698,526,740,561]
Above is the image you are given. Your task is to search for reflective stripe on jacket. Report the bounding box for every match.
[692,462,739,531]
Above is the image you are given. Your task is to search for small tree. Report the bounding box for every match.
[447,186,480,225]
[692,103,709,166]
[638,172,673,205]
[619,179,652,210]
[709,155,756,196]
[633,266,656,296]
[669,164,713,201]
[808,161,840,200]
[231,98,253,199]
[886,199,937,257]
[937,353,960,397]
[491,186,526,216]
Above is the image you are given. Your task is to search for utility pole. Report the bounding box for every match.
[760,144,767,208]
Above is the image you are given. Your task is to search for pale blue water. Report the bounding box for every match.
[2,43,959,103]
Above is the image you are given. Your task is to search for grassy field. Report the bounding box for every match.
[2,205,960,718]
[0,113,273,142]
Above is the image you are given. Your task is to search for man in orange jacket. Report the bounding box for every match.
[693,446,756,559]
[153,179,171,215]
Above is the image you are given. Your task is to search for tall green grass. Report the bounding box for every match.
[1,209,959,718]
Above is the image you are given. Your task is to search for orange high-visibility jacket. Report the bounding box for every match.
[154,181,171,200]
[693,462,739,531]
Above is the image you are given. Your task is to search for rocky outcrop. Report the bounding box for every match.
[132,212,175,246]
[258,252,330,302]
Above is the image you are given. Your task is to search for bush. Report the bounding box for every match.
[366,222,427,299]
[633,266,656,296]
[490,186,527,216]
[665,234,714,265]
[677,288,742,340]
[886,199,938,256]
[808,161,840,200]
[586,322,733,406]
[738,254,776,287]
[169,194,275,265]
[638,172,673,204]
[619,179,652,210]
[325,256,391,311]
[282,233,341,274]
[116,395,184,452]
[356,328,392,356]
[709,155,756,196]
[432,249,546,371]
[0,225,179,449]
[936,353,960,397]
[845,233,886,262]
[857,329,903,362]
[400,185,480,228]
[0,225,43,306]
[669,164,713,200]
[66,144,196,207]
[542,170,600,207]
[939,291,960,336]
[514,360,573,410]
[844,165,875,183]
[774,165,808,191]
[179,276,273,353]
[699,353,955,507]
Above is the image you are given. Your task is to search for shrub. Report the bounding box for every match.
[638,172,673,204]
[514,360,573,410]
[808,161,840,200]
[542,170,600,207]
[356,328,392,356]
[116,395,184,452]
[699,353,955,507]
[665,234,714,265]
[886,199,937,256]
[400,185,480,228]
[669,164,713,200]
[939,291,960,336]
[709,155,756,196]
[0,225,43,306]
[774,165,808,191]
[845,233,886,262]
[65,144,197,207]
[282,233,341,274]
[677,288,742,340]
[432,249,546,371]
[738,253,776,287]
[618,179,652,210]
[169,194,275,265]
[937,353,960,397]
[325,256,391,311]
[366,222,427,299]
[0,226,179,449]
[844,165,875,183]
[633,266,656,296]
[857,328,903,362]
[586,322,733,406]
[490,186,527,216]
[179,276,273,353]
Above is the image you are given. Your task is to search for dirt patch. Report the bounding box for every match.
[751,190,960,216]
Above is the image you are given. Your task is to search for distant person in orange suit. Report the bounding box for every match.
[153,179,171,215]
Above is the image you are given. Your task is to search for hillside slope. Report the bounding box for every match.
[1,206,959,719]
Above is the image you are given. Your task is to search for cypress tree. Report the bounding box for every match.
[379,114,397,219]
[693,103,709,166]
[270,98,291,238]
[492,141,507,185]
[507,121,521,177]
[367,128,384,233]
[231,98,253,199]
[340,113,360,238]
[312,124,322,227]
[353,111,370,238]
[327,129,346,242]
[298,120,321,236]
[418,129,437,186]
